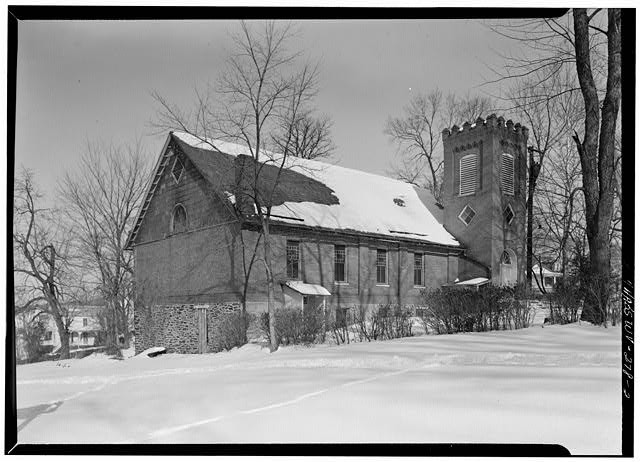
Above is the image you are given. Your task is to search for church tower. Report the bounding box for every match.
[442,114,527,285]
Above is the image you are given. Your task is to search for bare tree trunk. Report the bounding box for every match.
[50,308,70,360]
[572,8,621,324]
[262,220,279,352]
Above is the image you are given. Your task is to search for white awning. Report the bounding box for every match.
[455,277,490,287]
[283,281,331,296]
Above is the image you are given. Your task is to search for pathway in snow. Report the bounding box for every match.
[15,324,622,454]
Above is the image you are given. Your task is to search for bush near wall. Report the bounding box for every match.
[328,304,414,345]
[260,307,326,346]
[418,284,534,334]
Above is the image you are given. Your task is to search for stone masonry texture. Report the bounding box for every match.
[134,302,241,354]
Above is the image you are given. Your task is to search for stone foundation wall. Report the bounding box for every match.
[134,302,242,354]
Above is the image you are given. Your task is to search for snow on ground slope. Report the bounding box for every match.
[16,323,621,454]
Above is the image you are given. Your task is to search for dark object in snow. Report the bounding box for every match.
[393,197,406,207]
[146,347,167,358]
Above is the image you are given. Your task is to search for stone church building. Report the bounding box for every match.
[127,114,527,353]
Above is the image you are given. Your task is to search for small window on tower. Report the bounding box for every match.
[458,205,477,226]
[501,153,514,195]
[459,154,477,196]
[503,204,515,225]
[172,155,185,183]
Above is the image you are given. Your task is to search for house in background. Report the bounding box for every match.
[15,299,106,362]
[127,114,528,354]
[531,264,564,294]
[41,300,106,353]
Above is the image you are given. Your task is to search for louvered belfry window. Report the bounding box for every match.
[459,154,477,196]
[502,153,515,195]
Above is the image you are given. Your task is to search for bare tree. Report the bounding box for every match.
[272,112,335,160]
[504,69,583,285]
[488,9,622,324]
[13,169,77,359]
[386,90,493,203]
[153,21,329,351]
[59,141,151,352]
[572,9,621,324]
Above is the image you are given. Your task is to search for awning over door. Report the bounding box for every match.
[455,277,490,287]
[282,281,331,296]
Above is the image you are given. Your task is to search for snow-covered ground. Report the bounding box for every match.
[16,323,621,454]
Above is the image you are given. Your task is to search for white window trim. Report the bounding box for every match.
[334,244,348,284]
[458,204,477,226]
[459,154,477,197]
[286,240,301,280]
[170,203,188,233]
[171,155,185,184]
[501,153,515,196]
[504,203,515,225]
[376,248,388,285]
[414,253,425,288]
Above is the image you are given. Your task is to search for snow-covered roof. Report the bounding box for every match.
[455,277,490,286]
[172,132,460,248]
[282,281,331,296]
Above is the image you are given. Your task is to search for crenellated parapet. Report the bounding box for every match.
[441,113,529,144]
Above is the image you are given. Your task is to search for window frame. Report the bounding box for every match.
[413,252,424,287]
[458,204,477,226]
[501,153,515,196]
[459,154,477,197]
[334,244,348,284]
[286,240,301,280]
[376,248,388,285]
[503,203,515,225]
[170,203,188,234]
[171,155,185,184]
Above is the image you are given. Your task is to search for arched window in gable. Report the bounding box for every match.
[171,204,188,233]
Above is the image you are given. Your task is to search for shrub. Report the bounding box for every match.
[16,317,48,363]
[419,284,534,334]
[261,307,326,346]
[548,277,583,325]
[213,311,251,352]
[327,304,414,345]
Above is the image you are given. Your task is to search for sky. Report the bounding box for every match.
[15,18,522,202]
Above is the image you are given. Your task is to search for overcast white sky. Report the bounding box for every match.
[15,18,524,202]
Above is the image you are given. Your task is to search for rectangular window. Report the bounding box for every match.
[334,245,346,283]
[286,240,300,279]
[83,318,88,327]
[414,253,424,286]
[502,153,515,195]
[376,249,387,284]
[44,331,52,341]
